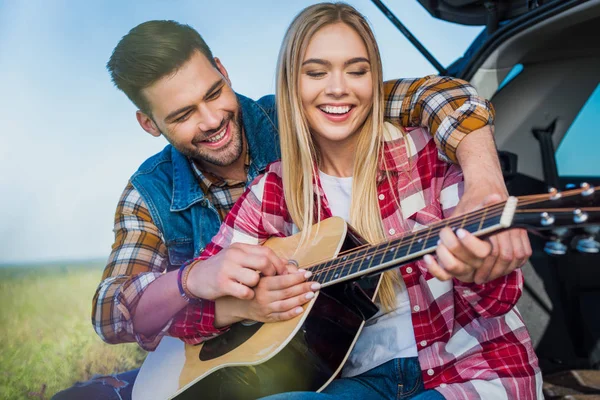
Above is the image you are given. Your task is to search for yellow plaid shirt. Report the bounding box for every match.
[92,76,494,350]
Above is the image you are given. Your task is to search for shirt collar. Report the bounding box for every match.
[190,150,251,192]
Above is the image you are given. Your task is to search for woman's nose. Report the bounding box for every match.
[324,73,348,97]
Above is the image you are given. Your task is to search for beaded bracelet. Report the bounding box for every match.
[177,262,201,303]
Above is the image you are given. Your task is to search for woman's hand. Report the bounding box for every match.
[424,227,492,283]
[216,270,321,326]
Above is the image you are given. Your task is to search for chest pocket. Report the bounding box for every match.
[166,241,196,271]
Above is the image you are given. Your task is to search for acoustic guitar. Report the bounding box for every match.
[133,185,599,400]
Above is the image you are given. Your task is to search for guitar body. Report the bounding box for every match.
[136,217,381,400]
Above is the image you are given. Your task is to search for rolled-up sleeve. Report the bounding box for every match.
[92,183,170,351]
[384,75,495,163]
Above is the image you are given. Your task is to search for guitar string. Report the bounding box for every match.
[327,191,595,260]
[330,191,563,259]
[312,202,597,279]
[305,198,525,271]
[309,208,506,280]
[309,203,597,281]
[306,203,508,279]
[298,196,594,279]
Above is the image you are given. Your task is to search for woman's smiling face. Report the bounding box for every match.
[299,22,373,149]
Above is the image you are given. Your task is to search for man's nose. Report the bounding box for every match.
[197,104,222,132]
[324,72,348,97]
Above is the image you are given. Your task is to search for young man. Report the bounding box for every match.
[53,20,530,400]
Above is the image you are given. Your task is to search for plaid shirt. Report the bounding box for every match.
[171,125,542,399]
[92,76,496,351]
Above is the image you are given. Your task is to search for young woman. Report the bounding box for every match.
[179,3,542,399]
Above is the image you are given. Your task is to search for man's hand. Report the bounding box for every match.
[424,227,491,283]
[431,193,531,284]
[186,243,289,301]
[454,126,532,284]
[214,270,321,327]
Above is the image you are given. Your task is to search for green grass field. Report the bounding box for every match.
[0,262,146,399]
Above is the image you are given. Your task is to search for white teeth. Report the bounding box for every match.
[320,105,351,115]
[205,127,226,143]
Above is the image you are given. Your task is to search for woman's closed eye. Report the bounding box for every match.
[348,69,368,76]
[305,70,327,78]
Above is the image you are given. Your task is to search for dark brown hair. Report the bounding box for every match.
[107,20,216,115]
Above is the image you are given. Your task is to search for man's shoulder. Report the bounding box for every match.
[133,145,174,177]
[255,94,276,110]
[237,93,277,119]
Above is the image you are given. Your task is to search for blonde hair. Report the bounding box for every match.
[276,2,401,310]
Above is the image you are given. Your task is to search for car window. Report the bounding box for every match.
[555,84,600,177]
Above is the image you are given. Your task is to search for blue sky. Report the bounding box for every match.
[0,1,594,264]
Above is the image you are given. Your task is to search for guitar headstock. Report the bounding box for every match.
[512,183,600,255]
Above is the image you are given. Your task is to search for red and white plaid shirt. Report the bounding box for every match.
[92,76,496,351]
[169,124,542,399]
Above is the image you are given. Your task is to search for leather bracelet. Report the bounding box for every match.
[177,262,201,303]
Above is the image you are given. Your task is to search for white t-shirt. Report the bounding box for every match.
[318,170,419,378]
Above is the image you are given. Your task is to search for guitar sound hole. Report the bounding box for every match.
[199,322,264,361]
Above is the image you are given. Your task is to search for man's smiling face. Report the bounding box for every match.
[139,51,243,168]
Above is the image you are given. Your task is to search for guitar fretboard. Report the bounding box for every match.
[310,202,511,288]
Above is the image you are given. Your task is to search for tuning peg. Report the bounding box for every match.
[545,240,568,255]
[548,187,562,200]
[575,236,600,253]
[581,182,595,197]
[540,212,555,227]
[573,209,588,224]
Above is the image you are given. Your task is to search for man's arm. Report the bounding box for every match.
[383,75,494,163]
[169,171,318,345]
[92,183,179,351]
[454,127,531,284]
[384,76,531,282]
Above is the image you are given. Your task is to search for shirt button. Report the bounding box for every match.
[389,228,396,235]
[440,383,447,388]
[420,340,427,347]
[427,369,434,376]
[378,194,385,200]
[406,267,413,273]
[463,289,473,296]
[413,305,420,312]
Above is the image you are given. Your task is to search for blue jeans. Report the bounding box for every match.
[51,369,138,400]
[261,358,444,400]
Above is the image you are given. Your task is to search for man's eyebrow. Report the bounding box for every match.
[203,79,225,100]
[164,79,225,123]
[165,105,194,123]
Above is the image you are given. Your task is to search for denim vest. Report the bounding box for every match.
[130,94,279,271]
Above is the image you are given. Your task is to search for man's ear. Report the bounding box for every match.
[136,110,162,138]
[214,57,231,85]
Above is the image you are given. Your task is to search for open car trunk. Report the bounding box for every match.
[418,0,539,30]
[387,0,600,396]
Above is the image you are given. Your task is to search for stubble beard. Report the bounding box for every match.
[180,109,244,167]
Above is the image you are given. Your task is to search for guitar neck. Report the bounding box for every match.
[311,197,517,288]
